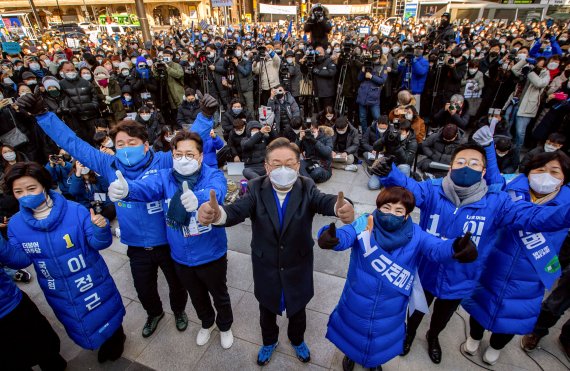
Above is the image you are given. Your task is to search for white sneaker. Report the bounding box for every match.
[196,324,216,346]
[345,164,358,172]
[220,329,234,349]
[462,336,480,355]
[482,346,501,365]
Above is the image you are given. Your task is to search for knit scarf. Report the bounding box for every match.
[136,67,149,80]
[371,209,414,252]
[166,170,201,230]
[442,175,488,207]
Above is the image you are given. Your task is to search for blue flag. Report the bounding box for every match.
[285,20,293,39]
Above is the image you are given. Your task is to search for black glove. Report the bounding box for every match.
[370,155,395,177]
[318,223,339,250]
[16,92,48,116]
[304,134,317,144]
[453,232,478,263]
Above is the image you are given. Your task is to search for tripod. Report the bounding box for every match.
[334,59,348,116]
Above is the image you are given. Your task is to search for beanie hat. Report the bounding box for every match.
[42,76,60,90]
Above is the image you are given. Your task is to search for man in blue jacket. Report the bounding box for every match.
[15,92,202,339]
[371,142,570,364]
[107,131,235,350]
[398,44,429,113]
[356,47,388,132]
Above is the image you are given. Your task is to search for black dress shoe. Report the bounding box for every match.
[369,366,383,371]
[342,355,355,371]
[426,331,442,364]
[400,331,416,356]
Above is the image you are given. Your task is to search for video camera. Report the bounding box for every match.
[154,56,168,79]
[310,4,326,23]
[254,44,267,62]
[304,47,318,67]
[225,43,237,60]
[386,119,401,144]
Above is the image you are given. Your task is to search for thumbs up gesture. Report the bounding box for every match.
[335,191,355,224]
[452,232,478,263]
[108,170,129,202]
[198,189,221,225]
[318,223,339,250]
[180,181,199,212]
[90,208,107,228]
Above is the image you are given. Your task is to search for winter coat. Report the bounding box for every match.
[165,62,185,109]
[68,174,112,210]
[228,130,246,159]
[373,129,418,167]
[284,62,302,97]
[45,161,73,195]
[519,146,545,174]
[432,100,471,129]
[463,175,570,334]
[176,100,200,129]
[298,126,334,170]
[356,64,388,106]
[360,125,384,153]
[130,70,159,107]
[267,92,301,133]
[332,125,359,155]
[410,56,429,94]
[2,192,124,349]
[95,78,126,122]
[0,240,22,319]
[253,54,281,91]
[529,38,563,59]
[441,60,468,98]
[235,57,254,93]
[125,166,228,267]
[546,72,569,95]
[241,130,277,166]
[221,109,254,136]
[35,112,173,248]
[421,127,466,164]
[203,135,224,167]
[307,57,337,98]
[504,59,550,118]
[461,70,485,98]
[496,150,519,174]
[381,153,570,299]
[388,106,426,144]
[59,77,101,121]
[320,215,454,367]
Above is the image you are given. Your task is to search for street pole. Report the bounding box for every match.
[134,0,151,43]
[27,0,44,33]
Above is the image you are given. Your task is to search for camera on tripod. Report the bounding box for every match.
[305,47,318,67]
[154,56,168,78]
[254,45,267,62]
[361,55,374,73]
[225,43,237,60]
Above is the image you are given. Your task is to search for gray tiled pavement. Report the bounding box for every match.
[21,166,570,371]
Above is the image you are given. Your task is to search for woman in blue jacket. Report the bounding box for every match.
[462,150,570,365]
[69,160,116,221]
[44,149,73,198]
[316,187,477,370]
[107,131,235,350]
[1,162,126,363]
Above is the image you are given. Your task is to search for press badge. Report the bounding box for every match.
[94,193,106,202]
[182,213,212,237]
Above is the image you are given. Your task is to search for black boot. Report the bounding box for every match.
[369,366,383,371]
[426,330,442,364]
[342,355,355,371]
[400,331,416,356]
[98,326,126,363]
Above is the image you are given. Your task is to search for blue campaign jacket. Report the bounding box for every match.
[45,161,72,195]
[125,165,228,267]
[356,65,388,106]
[381,164,570,299]
[463,174,570,334]
[1,192,125,349]
[318,215,454,367]
[68,174,113,210]
[410,57,429,94]
[203,135,224,168]
[190,112,215,144]
[0,238,22,319]
[36,112,173,247]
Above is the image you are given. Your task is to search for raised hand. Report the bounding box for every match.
[90,208,107,228]
[453,232,478,263]
[180,181,199,212]
[108,170,129,202]
[198,189,221,225]
[335,191,354,224]
[318,223,339,249]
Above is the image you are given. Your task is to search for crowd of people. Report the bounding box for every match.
[1,5,570,370]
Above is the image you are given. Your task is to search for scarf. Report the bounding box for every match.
[442,175,488,207]
[166,170,201,230]
[371,209,414,252]
[531,189,560,205]
[136,67,149,80]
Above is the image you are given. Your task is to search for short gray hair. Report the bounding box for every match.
[450,94,465,105]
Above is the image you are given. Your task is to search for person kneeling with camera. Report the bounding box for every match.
[298,120,334,183]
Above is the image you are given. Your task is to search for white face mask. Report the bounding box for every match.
[140,114,152,121]
[286,58,294,64]
[468,68,478,75]
[80,167,90,175]
[392,46,401,53]
[269,166,298,189]
[81,73,91,81]
[544,143,559,153]
[173,157,200,176]
[378,128,387,134]
[547,62,559,70]
[121,70,130,76]
[326,115,334,120]
[400,133,407,141]
[163,56,171,63]
[336,128,347,135]
[405,113,414,120]
[293,129,301,134]
[235,128,245,135]
[103,139,114,148]
[235,50,242,58]
[516,53,527,61]
[528,172,562,195]
[381,47,390,54]
[208,51,216,58]
[2,151,16,161]
[496,151,508,157]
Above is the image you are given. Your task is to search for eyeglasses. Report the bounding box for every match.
[453,158,483,170]
[137,64,146,68]
[173,153,196,161]
[266,160,299,168]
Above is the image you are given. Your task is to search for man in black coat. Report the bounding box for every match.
[198,137,354,366]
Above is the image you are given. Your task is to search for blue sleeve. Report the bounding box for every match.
[529,40,541,57]
[68,174,84,197]
[496,194,570,232]
[213,136,224,150]
[155,150,174,169]
[551,39,563,56]
[237,60,252,77]
[35,112,114,178]
[357,71,365,82]
[316,223,357,251]
[194,169,227,205]
[45,163,57,178]
[125,174,166,203]
[381,163,432,209]
[0,233,32,269]
[417,230,455,263]
[80,206,112,251]
[190,113,214,144]
[483,142,505,187]
[412,58,429,77]
[370,69,387,86]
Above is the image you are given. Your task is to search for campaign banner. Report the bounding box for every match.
[2,41,21,54]
[212,0,233,7]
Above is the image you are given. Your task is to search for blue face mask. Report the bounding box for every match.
[19,191,46,210]
[450,166,482,187]
[269,51,275,58]
[232,108,242,115]
[116,144,146,166]
[375,210,407,232]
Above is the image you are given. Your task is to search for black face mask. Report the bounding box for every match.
[489,51,499,58]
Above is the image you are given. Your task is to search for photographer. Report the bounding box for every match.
[331,117,359,172]
[241,121,276,180]
[439,47,468,106]
[158,50,185,119]
[68,160,116,222]
[303,4,332,48]
[282,50,302,99]
[45,150,73,199]
[433,12,456,47]
[204,44,229,108]
[131,57,160,110]
[300,46,337,113]
[356,50,388,132]
[267,84,300,134]
[530,34,563,59]
[361,117,389,166]
[389,90,426,143]
[183,55,201,91]
[253,43,281,107]
[298,121,334,184]
[433,94,470,129]
[228,45,254,114]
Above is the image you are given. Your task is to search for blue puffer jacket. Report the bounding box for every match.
[36,112,173,247]
[1,192,124,349]
[126,165,228,267]
[203,135,224,168]
[0,238,22,319]
[410,57,429,94]
[463,175,570,334]
[356,64,388,106]
[68,174,113,210]
[45,161,72,196]
[381,164,570,299]
[318,215,454,367]
[191,112,215,144]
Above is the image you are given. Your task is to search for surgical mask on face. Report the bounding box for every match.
[65,71,78,80]
[405,113,414,120]
[81,73,91,81]
[392,46,401,53]
[475,46,482,53]
[208,51,216,58]
[173,157,200,176]
[269,166,298,189]
[381,46,390,54]
[29,62,40,71]
[116,144,146,166]
[547,62,559,70]
[25,80,37,86]
[293,129,301,134]
[131,58,137,64]
[529,172,562,195]
[499,39,506,44]
[450,166,483,187]
[326,114,334,121]
[19,191,46,210]
[80,167,90,175]
[286,58,294,64]
[140,113,152,121]
[468,68,478,75]
[232,108,242,115]
[121,69,130,76]
[103,139,114,148]
[250,130,260,136]
[516,53,527,61]
[235,128,245,135]
[496,151,508,157]
[235,50,242,58]
[336,128,347,134]
[3,77,14,85]
[162,56,171,63]
[544,143,559,153]
[378,128,387,134]
[2,151,16,161]
[189,62,196,67]
[400,133,408,141]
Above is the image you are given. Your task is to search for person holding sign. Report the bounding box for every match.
[316,186,477,371]
[107,131,235,350]
[198,137,355,366]
[0,162,126,363]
